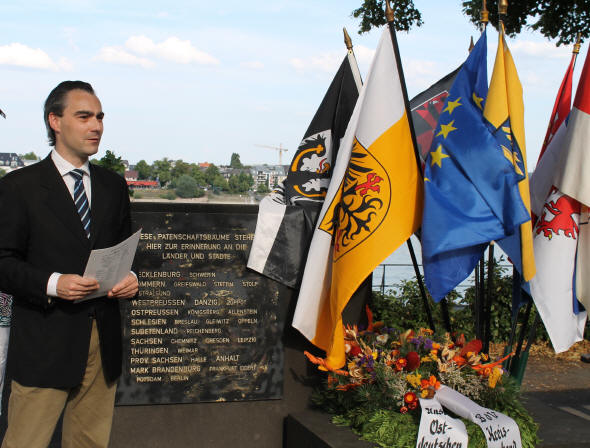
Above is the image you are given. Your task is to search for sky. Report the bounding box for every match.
[0,1,587,167]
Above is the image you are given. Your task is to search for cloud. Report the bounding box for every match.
[125,35,219,65]
[0,43,71,71]
[95,46,155,68]
[289,52,341,74]
[506,40,570,59]
[241,60,264,70]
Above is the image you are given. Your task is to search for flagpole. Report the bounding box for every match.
[384,0,436,332]
[343,27,363,91]
[475,0,489,342]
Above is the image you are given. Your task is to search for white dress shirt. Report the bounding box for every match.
[46,150,92,297]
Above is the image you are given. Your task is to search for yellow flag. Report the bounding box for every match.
[293,28,423,368]
[483,27,535,281]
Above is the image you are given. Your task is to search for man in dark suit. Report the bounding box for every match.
[0,81,138,448]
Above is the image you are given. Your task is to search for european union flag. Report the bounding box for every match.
[421,29,531,302]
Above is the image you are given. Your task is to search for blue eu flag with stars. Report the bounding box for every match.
[421,29,530,302]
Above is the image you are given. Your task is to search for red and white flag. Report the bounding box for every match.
[529,46,586,353]
[554,46,590,315]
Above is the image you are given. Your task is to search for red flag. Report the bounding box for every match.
[530,45,588,352]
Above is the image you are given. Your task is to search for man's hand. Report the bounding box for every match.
[56,274,99,301]
[108,273,138,299]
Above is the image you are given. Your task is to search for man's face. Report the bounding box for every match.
[49,89,104,165]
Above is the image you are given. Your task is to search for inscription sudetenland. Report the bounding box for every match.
[116,204,288,405]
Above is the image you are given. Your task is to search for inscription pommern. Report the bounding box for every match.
[127,230,267,389]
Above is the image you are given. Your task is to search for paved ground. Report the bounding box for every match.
[520,356,590,447]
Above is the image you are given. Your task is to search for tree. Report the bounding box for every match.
[230,153,243,169]
[152,158,172,185]
[170,160,191,180]
[257,182,270,194]
[95,150,125,175]
[352,0,589,46]
[20,152,38,160]
[204,164,221,186]
[135,160,153,180]
[190,166,206,187]
[175,175,202,198]
[0,168,5,179]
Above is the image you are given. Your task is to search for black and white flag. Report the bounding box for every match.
[248,51,362,288]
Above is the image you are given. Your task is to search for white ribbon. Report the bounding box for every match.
[435,385,521,448]
[416,397,468,448]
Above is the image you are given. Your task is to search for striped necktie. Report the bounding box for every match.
[70,169,91,238]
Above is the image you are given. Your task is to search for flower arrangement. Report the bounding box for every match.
[306,308,539,447]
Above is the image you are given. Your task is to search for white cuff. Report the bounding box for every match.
[47,273,61,297]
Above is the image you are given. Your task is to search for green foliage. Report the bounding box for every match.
[95,150,125,175]
[352,0,423,34]
[134,192,143,199]
[227,172,254,193]
[159,190,176,200]
[190,166,206,187]
[353,0,589,46]
[204,164,221,185]
[152,158,172,185]
[230,152,243,169]
[0,168,5,179]
[135,160,153,180]
[256,182,270,194]
[313,375,538,447]
[170,160,191,180]
[175,175,201,198]
[462,0,590,46]
[20,151,38,160]
[372,280,474,339]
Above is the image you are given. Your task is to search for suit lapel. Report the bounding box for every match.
[89,163,109,248]
[39,156,90,247]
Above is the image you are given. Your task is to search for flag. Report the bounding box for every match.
[421,29,531,302]
[247,52,362,288]
[293,28,423,369]
[529,51,576,216]
[554,46,590,313]
[410,67,461,164]
[527,47,585,353]
[484,28,535,282]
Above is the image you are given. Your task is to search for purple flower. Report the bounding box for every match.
[424,338,433,351]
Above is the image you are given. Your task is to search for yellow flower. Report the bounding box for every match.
[432,342,441,350]
[406,373,422,388]
[421,356,432,363]
[488,367,503,388]
[421,389,430,398]
[372,351,378,360]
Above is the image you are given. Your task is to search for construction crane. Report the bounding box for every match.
[255,143,289,165]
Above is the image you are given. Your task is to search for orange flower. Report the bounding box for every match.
[394,358,407,372]
[452,355,467,366]
[335,382,362,391]
[304,351,349,376]
[420,375,441,390]
[408,400,418,410]
[404,391,417,404]
[400,406,409,414]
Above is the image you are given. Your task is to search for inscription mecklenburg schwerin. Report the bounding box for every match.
[116,205,287,405]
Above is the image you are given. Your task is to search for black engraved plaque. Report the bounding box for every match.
[116,203,289,405]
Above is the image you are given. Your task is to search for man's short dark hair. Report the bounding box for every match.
[44,81,95,147]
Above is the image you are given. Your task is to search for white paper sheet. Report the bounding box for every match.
[78,229,141,301]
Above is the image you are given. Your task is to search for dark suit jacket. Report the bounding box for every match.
[0,155,131,388]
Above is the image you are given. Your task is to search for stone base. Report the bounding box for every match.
[285,409,375,448]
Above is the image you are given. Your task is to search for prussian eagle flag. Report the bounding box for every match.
[553,45,590,324]
[247,51,362,288]
[528,46,586,353]
[293,28,423,369]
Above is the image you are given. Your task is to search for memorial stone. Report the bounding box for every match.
[117,202,290,405]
